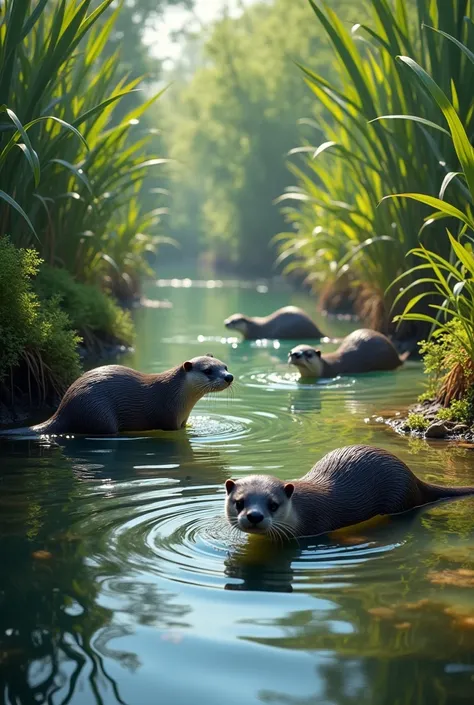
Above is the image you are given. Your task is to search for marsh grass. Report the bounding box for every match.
[0,0,170,294]
[276,0,474,332]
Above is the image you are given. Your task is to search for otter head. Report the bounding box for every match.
[182,354,233,397]
[288,344,322,378]
[225,475,295,537]
[224,313,252,339]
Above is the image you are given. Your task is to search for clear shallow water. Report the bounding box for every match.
[2,276,474,705]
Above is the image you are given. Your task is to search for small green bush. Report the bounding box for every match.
[407,413,429,433]
[0,238,81,399]
[35,266,134,348]
[436,389,474,426]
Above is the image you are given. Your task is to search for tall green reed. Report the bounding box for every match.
[0,0,169,292]
[277,0,474,332]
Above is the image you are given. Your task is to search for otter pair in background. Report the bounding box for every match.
[2,355,233,436]
[224,307,406,379]
[225,445,474,540]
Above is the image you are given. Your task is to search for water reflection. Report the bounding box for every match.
[2,277,474,705]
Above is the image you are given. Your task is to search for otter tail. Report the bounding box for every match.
[399,350,411,363]
[421,481,474,503]
[0,426,38,437]
[0,418,56,437]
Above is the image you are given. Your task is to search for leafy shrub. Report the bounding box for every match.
[436,389,474,425]
[407,413,429,433]
[35,266,134,349]
[0,238,81,401]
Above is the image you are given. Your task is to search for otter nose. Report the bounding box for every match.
[290,351,302,360]
[224,372,233,384]
[247,510,264,525]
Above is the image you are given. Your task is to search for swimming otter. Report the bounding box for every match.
[225,445,474,539]
[4,355,233,436]
[289,329,404,379]
[224,306,323,340]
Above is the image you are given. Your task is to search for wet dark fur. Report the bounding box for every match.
[319,329,403,375]
[228,445,474,538]
[227,306,323,340]
[11,358,231,435]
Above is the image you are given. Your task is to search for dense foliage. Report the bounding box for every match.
[277,0,474,332]
[384,23,474,420]
[0,0,169,296]
[160,0,358,274]
[0,238,81,404]
[35,266,134,351]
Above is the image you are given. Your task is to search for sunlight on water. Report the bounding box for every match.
[1,275,474,705]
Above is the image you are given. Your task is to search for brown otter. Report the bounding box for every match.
[289,328,405,379]
[225,445,474,539]
[4,355,233,436]
[224,306,323,340]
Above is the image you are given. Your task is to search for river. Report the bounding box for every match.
[1,273,474,705]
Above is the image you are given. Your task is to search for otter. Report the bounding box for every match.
[225,445,474,539]
[289,328,404,379]
[3,355,233,436]
[224,306,323,340]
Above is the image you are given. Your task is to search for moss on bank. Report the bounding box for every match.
[35,265,134,351]
[0,237,136,419]
[0,238,82,405]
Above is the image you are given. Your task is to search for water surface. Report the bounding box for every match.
[1,274,474,705]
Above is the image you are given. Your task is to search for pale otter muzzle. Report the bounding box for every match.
[238,510,271,534]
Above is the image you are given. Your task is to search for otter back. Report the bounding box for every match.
[323,329,402,376]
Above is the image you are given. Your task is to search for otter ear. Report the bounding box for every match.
[205,352,214,358]
[183,361,193,372]
[225,479,236,495]
[283,483,294,499]
[315,350,321,358]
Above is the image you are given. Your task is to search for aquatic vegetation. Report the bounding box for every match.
[0,0,168,295]
[277,0,473,331]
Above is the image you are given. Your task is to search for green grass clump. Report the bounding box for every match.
[0,238,81,401]
[407,413,429,433]
[35,266,134,349]
[0,0,167,295]
[436,395,474,425]
[278,1,474,331]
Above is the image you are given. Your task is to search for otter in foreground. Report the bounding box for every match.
[5,355,233,436]
[289,328,404,379]
[224,306,323,340]
[225,445,474,539]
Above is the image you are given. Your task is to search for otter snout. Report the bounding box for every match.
[246,509,264,525]
[288,350,303,362]
[238,509,271,534]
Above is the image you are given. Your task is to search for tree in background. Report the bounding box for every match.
[158,0,360,275]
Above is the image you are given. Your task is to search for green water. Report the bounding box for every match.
[2,276,474,705]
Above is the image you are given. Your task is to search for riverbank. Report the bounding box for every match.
[380,399,474,444]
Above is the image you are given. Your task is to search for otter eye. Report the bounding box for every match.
[304,350,313,358]
[202,368,213,376]
[224,365,228,371]
[235,499,244,512]
[269,501,279,513]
